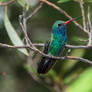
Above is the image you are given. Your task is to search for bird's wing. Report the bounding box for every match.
[51,33,53,39]
[43,41,50,54]
[48,35,67,56]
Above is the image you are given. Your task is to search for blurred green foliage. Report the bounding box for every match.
[0,0,92,92]
[58,0,92,3]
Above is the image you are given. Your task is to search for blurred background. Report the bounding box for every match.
[0,0,92,92]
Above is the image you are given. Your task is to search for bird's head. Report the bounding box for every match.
[52,16,82,31]
[52,20,65,31]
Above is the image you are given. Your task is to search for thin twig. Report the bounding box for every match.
[40,0,88,34]
[0,0,16,6]
[87,7,92,46]
[78,39,88,42]
[88,7,92,30]
[67,56,92,65]
[20,3,43,49]
[19,3,45,55]
[34,43,92,49]
[1,43,92,49]
[19,10,35,49]
[66,44,92,49]
[26,2,43,20]
[0,43,29,49]
[78,0,86,29]
[20,2,43,49]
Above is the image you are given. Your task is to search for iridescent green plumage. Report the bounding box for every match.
[48,20,67,56]
[37,20,67,74]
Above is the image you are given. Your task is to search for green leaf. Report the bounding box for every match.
[75,0,92,3]
[58,0,92,3]
[85,0,92,2]
[4,7,29,56]
[24,64,37,74]
[66,68,92,92]
[17,0,29,10]
[48,69,57,81]
[17,0,26,7]
[58,0,72,3]
[0,0,9,2]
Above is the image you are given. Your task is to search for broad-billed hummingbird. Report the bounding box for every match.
[37,16,82,74]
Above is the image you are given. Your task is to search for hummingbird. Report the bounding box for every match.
[37,16,82,74]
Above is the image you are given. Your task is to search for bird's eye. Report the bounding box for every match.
[58,24,62,27]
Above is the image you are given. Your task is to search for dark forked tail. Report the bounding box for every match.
[37,41,56,74]
[37,57,56,74]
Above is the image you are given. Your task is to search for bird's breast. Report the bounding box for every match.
[48,41,63,56]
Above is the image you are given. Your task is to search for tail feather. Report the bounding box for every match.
[37,41,56,74]
[37,57,56,74]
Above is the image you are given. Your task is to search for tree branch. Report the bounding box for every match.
[78,0,86,29]
[1,42,92,49]
[0,43,92,65]
[0,0,16,6]
[26,2,43,20]
[67,56,92,65]
[87,7,92,46]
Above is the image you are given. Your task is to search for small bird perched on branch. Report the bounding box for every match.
[37,16,82,74]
